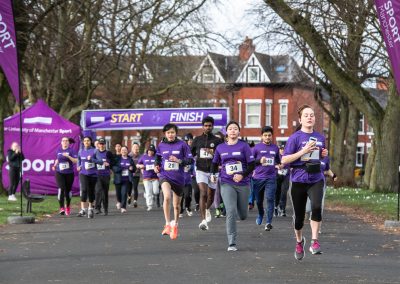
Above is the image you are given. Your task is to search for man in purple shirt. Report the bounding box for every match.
[252,126,280,231]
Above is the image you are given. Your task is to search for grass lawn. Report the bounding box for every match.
[325,187,400,221]
[0,195,81,225]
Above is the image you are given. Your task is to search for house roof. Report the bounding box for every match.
[207,52,246,83]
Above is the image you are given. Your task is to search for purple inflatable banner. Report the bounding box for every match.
[375,0,400,92]
[82,108,229,130]
[0,0,20,102]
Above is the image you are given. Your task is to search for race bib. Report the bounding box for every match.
[262,157,275,166]
[225,162,243,175]
[59,162,69,170]
[200,148,213,159]
[122,169,129,176]
[301,148,320,161]
[85,162,95,170]
[164,160,179,171]
[145,164,155,171]
[97,164,106,170]
[278,169,288,175]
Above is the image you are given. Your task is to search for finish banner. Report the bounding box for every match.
[375,0,400,92]
[0,0,20,101]
[81,108,229,130]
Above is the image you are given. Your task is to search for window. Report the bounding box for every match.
[356,144,365,167]
[265,100,272,126]
[279,101,288,128]
[202,66,215,83]
[105,136,111,150]
[358,114,365,134]
[245,100,261,127]
[366,124,374,134]
[247,67,259,82]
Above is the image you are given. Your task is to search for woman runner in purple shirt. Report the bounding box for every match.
[210,121,255,252]
[282,105,328,260]
[52,137,77,216]
[154,123,193,240]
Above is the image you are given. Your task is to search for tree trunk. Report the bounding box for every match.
[363,139,375,187]
[370,82,400,192]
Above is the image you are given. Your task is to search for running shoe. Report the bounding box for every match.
[227,245,238,252]
[294,237,306,260]
[133,200,138,208]
[309,239,322,255]
[127,196,132,205]
[121,208,127,213]
[256,214,263,225]
[170,224,178,240]
[65,207,71,216]
[161,224,171,235]
[116,202,121,210]
[77,209,86,217]
[59,207,65,215]
[179,213,184,218]
[88,208,94,219]
[199,219,209,231]
[186,208,193,217]
[8,194,17,201]
[281,209,287,217]
[265,223,273,231]
[205,209,212,222]
[147,206,152,211]
[95,208,102,214]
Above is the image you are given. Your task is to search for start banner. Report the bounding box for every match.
[81,108,229,130]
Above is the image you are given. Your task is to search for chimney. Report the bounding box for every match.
[239,36,255,61]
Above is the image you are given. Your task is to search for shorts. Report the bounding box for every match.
[196,170,217,190]
[160,178,184,197]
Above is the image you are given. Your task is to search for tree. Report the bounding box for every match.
[261,0,400,192]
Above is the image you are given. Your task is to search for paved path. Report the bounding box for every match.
[0,191,399,284]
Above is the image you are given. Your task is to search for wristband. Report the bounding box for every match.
[332,174,337,180]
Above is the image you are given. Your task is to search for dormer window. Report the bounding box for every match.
[202,65,215,83]
[248,67,259,82]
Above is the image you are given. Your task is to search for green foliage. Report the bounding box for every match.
[325,187,399,220]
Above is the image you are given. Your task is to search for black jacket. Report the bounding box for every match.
[191,133,223,172]
[7,149,25,168]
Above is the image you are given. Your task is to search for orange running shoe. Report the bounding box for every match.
[161,225,171,236]
[170,224,178,240]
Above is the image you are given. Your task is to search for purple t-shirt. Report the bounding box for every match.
[156,140,193,186]
[283,130,325,183]
[78,147,97,176]
[252,143,280,180]
[320,156,330,172]
[55,147,77,174]
[137,154,158,180]
[120,157,132,182]
[212,140,255,186]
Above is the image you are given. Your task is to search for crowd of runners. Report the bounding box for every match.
[45,104,337,260]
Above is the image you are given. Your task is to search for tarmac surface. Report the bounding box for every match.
[0,189,399,284]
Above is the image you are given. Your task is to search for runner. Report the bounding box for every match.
[77,136,97,218]
[113,143,122,209]
[154,123,193,240]
[113,146,136,213]
[52,137,77,215]
[275,145,290,217]
[210,121,255,251]
[180,134,194,217]
[128,143,142,208]
[281,104,328,260]
[6,142,24,202]
[93,138,113,216]
[191,116,223,231]
[252,126,280,231]
[137,144,159,211]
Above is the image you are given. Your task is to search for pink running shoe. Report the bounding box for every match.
[59,207,65,215]
[65,207,71,216]
[309,239,322,255]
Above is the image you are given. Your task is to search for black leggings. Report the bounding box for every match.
[180,183,193,211]
[95,175,110,211]
[79,174,97,203]
[129,176,140,200]
[56,172,74,208]
[192,177,200,205]
[290,180,324,230]
[8,166,21,195]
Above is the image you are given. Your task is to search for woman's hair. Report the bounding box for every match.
[163,123,178,133]
[225,121,240,131]
[297,104,313,119]
[121,146,129,151]
[83,136,93,143]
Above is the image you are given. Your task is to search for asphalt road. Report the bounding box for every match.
[0,190,399,284]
